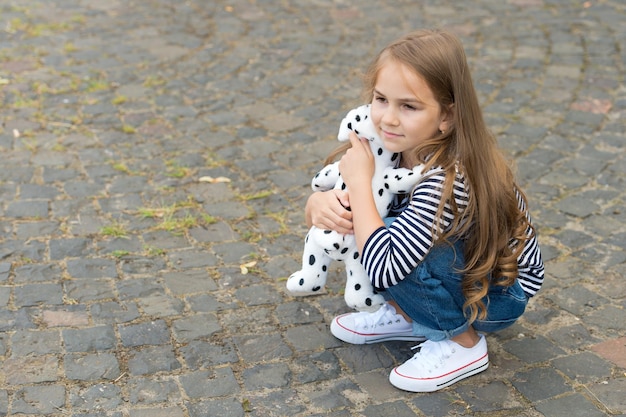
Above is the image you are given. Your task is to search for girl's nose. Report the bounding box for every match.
[381,107,399,126]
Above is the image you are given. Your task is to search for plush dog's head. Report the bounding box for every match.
[337,104,380,144]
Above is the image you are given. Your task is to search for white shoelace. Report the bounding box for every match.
[353,304,402,330]
[409,339,456,370]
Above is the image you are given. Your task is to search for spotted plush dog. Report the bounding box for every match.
[286,104,424,311]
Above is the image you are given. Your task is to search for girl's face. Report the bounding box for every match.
[370,59,450,156]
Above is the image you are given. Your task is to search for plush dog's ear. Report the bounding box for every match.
[338,104,373,142]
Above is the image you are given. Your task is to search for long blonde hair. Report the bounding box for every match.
[335,29,534,322]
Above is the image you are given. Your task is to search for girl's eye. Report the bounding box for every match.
[403,104,417,111]
[374,95,387,103]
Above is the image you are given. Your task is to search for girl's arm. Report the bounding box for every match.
[305,189,354,235]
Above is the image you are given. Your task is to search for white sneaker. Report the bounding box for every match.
[389,334,489,392]
[330,304,426,344]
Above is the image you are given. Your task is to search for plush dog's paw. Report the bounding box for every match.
[286,270,326,296]
[344,291,386,312]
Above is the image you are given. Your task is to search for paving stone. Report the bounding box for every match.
[64,353,121,381]
[554,228,596,250]
[185,397,245,417]
[42,166,80,183]
[0,334,7,356]
[11,385,65,415]
[535,393,609,417]
[116,278,163,300]
[128,407,186,417]
[213,241,258,264]
[118,320,171,347]
[411,391,467,417]
[97,236,144,255]
[40,309,88,330]
[13,263,61,283]
[3,355,59,385]
[189,221,239,243]
[13,283,64,306]
[0,390,6,417]
[245,389,305,417]
[19,184,60,199]
[162,269,218,294]
[546,323,601,350]
[98,194,144,213]
[120,256,168,275]
[13,239,47,262]
[4,200,48,218]
[552,351,613,384]
[15,220,60,239]
[220,306,274,334]
[503,334,566,363]
[590,337,626,369]
[142,230,190,249]
[233,333,292,362]
[180,368,239,399]
[516,306,559,326]
[138,294,185,317]
[242,362,291,390]
[302,378,361,410]
[204,201,250,220]
[285,323,342,352]
[293,350,341,384]
[0,287,8,308]
[171,313,221,343]
[511,367,572,402]
[186,292,235,312]
[9,329,62,356]
[90,301,140,324]
[128,377,182,405]
[275,301,324,325]
[70,383,122,412]
[63,325,116,352]
[216,266,264,289]
[545,285,609,316]
[353,369,401,403]
[306,411,351,417]
[586,378,626,415]
[167,249,219,269]
[334,344,395,373]
[362,401,418,417]
[66,259,116,281]
[234,284,284,306]
[583,305,626,332]
[66,279,116,303]
[0,263,10,282]
[8,307,38,330]
[456,380,525,413]
[127,345,181,376]
[180,339,239,369]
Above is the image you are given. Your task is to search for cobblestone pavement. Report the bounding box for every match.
[0,0,625,416]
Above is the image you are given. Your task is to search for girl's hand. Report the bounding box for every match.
[339,131,375,190]
[306,189,353,234]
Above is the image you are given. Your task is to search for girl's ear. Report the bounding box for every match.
[439,103,455,133]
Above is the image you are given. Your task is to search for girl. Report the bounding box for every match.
[305,29,544,392]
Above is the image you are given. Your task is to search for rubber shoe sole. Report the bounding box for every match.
[389,335,489,392]
[390,354,489,392]
[330,313,426,345]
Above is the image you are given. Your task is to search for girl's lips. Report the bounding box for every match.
[381,129,402,139]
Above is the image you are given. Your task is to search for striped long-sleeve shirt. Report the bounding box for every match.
[361,165,544,298]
